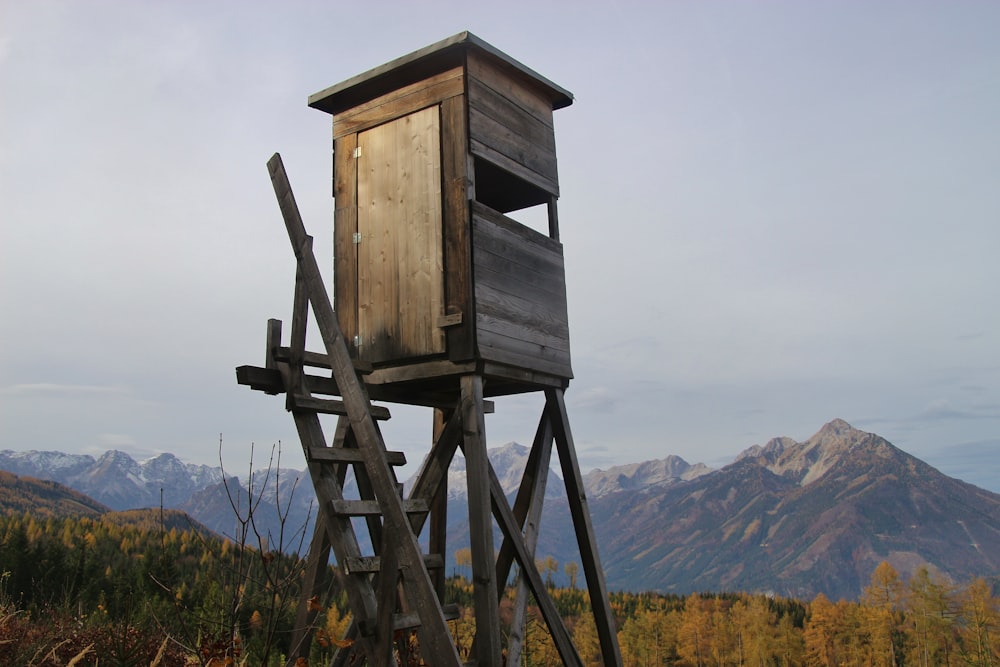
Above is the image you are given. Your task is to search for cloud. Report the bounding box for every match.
[917,399,1000,422]
[0,383,132,397]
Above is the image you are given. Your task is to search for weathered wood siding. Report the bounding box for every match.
[326,39,574,385]
[440,94,475,361]
[471,202,571,378]
[333,133,359,355]
[332,67,464,139]
[467,51,559,197]
[356,106,445,363]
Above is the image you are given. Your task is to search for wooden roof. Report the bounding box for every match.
[308,31,573,115]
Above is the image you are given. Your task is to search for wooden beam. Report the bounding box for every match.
[268,154,462,666]
[484,458,583,666]
[331,499,429,516]
[272,346,373,374]
[265,319,282,372]
[547,388,624,667]
[406,408,463,530]
[285,509,332,667]
[494,406,554,585]
[501,407,555,666]
[460,375,502,666]
[547,195,560,241]
[289,412,384,663]
[429,408,451,600]
[291,394,391,421]
[308,446,405,467]
[373,533,398,667]
[346,553,444,574]
[238,363,499,410]
[287,242,311,414]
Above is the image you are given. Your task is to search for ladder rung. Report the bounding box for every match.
[308,446,406,466]
[392,612,422,631]
[344,553,444,574]
[357,606,461,640]
[273,346,373,375]
[330,498,429,516]
[291,394,390,420]
[359,612,423,637]
[360,606,459,636]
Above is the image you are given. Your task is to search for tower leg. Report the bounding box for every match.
[460,375,503,665]
[430,408,451,601]
[285,510,332,666]
[547,388,624,666]
[505,408,555,667]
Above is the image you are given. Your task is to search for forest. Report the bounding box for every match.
[0,510,998,666]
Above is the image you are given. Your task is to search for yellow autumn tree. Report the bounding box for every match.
[862,561,905,667]
[677,594,713,667]
[956,577,999,667]
[572,610,603,665]
[731,594,778,667]
[618,604,676,666]
[906,565,956,667]
[804,593,842,667]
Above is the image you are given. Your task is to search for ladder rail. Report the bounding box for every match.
[267,154,463,667]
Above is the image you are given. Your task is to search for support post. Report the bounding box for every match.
[460,375,503,666]
[547,388,624,666]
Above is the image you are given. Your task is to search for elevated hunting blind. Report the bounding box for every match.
[309,31,573,401]
[238,32,622,667]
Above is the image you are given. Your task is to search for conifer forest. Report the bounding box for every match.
[1,509,998,666]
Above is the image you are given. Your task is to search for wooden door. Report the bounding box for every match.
[356,106,445,363]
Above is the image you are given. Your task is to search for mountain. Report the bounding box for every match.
[0,450,220,510]
[583,455,712,497]
[4,420,999,600]
[438,442,567,501]
[0,470,218,542]
[177,473,317,552]
[570,419,1000,599]
[0,449,315,551]
[0,470,110,517]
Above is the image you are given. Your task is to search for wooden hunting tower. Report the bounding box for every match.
[309,31,573,401]
[238,32,621,667]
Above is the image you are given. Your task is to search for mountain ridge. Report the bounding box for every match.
[573,419,1000,598]
[3,419,998,599]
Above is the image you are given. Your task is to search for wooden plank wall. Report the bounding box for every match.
[440,94,475,361]
[332,67,463,139]
[466,51,559,197]
[332,68,464,363]
[357,107,445,363]
[471,202,572,379]
[333,133,359,354]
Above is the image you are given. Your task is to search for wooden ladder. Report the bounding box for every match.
[237,154,623,667]
[252,154,463,667]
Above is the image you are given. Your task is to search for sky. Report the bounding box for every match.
[2,1,998,492]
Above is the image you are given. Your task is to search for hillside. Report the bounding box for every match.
[0,449,221,510]
[570,419,1000,599]
[0,470,109,517]
[0,449,314,549]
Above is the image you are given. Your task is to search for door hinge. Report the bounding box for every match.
[353,232,362,245]
[353,335,362,347]
[353,147,362,159]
